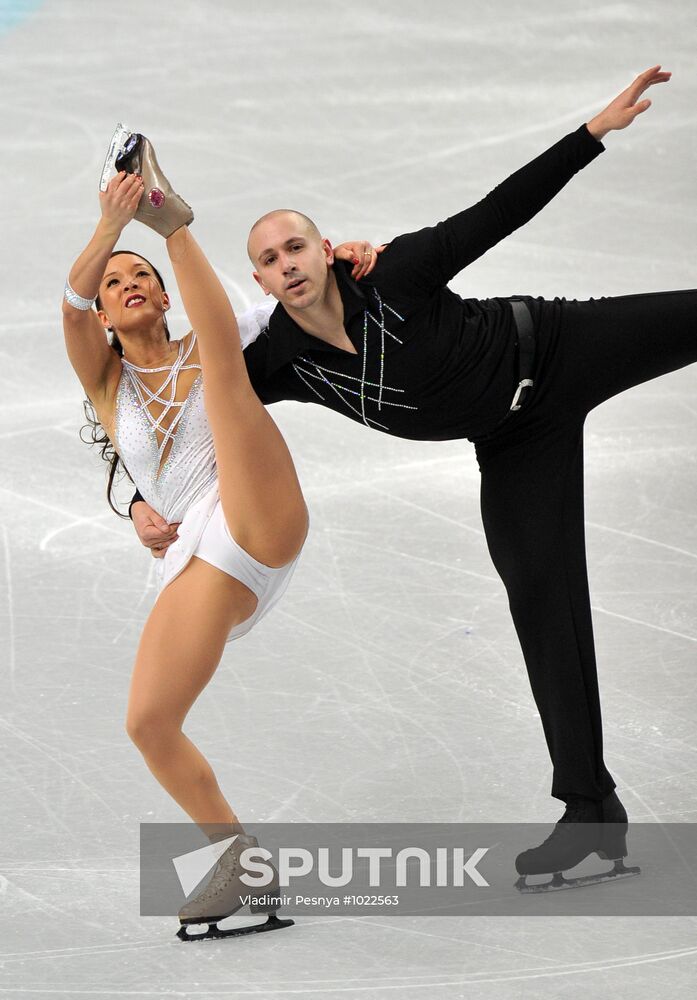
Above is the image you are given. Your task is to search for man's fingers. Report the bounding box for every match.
[624,69,669,109]
[142,525,179,545]
[146,522,172,535]
[151,530,179,556]
[630,66,663,86]
[634,66,671,93]
[151,516,178,532]
[150,538,176,557]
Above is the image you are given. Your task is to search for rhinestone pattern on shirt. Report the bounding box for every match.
[292,289,417,431]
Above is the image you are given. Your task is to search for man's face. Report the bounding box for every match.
[249,214,333,311]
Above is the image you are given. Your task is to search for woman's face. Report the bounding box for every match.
[97,254,169,334]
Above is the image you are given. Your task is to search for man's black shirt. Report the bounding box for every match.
[243,122,603,440]
[129,123,604,513]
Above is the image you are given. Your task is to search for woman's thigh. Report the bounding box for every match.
[552,288,697,416]
[200,376,309,569]
[125,556,258,736]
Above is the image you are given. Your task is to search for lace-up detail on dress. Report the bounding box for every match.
[121,332,202,477]
[115,332,218,523]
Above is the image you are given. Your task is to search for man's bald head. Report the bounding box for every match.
[247,209,321,262]
[247,209,334,312]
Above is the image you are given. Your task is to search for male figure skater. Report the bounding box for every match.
[127,67,686,888]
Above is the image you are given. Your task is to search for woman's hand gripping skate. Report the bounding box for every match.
[98,171,145,237]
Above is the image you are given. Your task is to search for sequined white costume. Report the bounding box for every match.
[114,300,302,642]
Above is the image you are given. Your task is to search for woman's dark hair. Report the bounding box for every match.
[80,250,170,518]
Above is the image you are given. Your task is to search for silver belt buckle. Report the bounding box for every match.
[510,378,534,411]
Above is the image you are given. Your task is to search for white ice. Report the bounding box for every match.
[0,0,696,997]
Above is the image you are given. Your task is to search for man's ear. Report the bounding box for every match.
[322,238,335,265]
[252,271,271,296]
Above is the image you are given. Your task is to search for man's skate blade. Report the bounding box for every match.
[99,123,133,192]
[176,913,294,942]
[515,859,641,894]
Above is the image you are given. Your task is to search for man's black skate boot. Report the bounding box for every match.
[595,789,629,860]
[514,790,640,893]
[515,795,602,875]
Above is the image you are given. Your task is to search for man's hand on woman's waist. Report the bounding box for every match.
[131,500,180,559]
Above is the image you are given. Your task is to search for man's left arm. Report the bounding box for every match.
[377,66,669,296]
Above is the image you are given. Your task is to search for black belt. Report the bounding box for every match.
[501,297,536,420]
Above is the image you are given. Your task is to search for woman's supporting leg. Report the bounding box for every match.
[165,226,308,568]
[125,555,258,830]
[474,418,616,803]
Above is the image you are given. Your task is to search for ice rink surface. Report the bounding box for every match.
[0,0,696,996]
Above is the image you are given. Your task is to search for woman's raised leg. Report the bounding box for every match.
[165,226,308,568]
[125,554,258,830]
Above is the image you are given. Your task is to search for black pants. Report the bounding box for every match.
[471,290,697,802]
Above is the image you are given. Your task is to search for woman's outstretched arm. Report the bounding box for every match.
[62,171,144,402]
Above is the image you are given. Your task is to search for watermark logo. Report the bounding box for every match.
[140,822,697,917]
[172,835,238,897]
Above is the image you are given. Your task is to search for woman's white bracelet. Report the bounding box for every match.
[64,279,96,311]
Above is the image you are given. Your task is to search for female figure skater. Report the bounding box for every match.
[62,133,377,939]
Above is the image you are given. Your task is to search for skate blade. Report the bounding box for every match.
[176,913,294,942]
[99,123,134,192]
[515,859,641,894]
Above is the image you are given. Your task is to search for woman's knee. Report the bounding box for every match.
[125,707,182,753]
[234,500,309,568]
[271,500,309,565]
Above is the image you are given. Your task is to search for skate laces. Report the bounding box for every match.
[192,845,240,902]
[535,799,599,849]
[538,819,579,850]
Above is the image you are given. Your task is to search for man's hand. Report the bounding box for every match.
[131,500,180,559]
[334,241,387,281]
[587,65,671,140]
